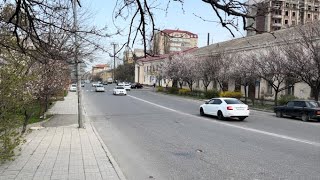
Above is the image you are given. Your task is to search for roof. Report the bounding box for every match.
[193,26,304,57]
[93,64,108,68]
[137,47,198,63]
[160,29,198,37]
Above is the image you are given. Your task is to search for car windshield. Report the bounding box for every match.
[71,84,76,87]
[116,87,124,89]
[224,99,244,104]
[306,101,320,108]
[97,84,103,87]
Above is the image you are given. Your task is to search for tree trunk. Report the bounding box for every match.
[179,82,183,89]
[172,79,178,88]
[22,109,30,134]
[188,82,193,91]
[314,87,319,101]
[244,85,247,104]
[274,91,279,106]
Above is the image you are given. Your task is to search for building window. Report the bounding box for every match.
[285,11,289,16]
[292,12,296,16]
[292,21,296,25]
[315,7,318,12]
[196,80,200,88]
[293,4,296,9]
[285,20,288,24]
[286,3,289,7]
[267,84,273,94]
[315,15,318,19]
[308,6,311,10]
[308,14,311,18]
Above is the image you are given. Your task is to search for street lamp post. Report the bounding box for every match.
[73,0,83,128]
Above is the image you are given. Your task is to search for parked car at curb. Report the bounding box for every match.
[131,83,143,89]
[69,84,77,92]
[113,86,127,95]
[95,84,105,92]
[274,100,320,121]
[200,98,249,121]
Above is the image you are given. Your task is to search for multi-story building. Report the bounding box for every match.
[247,0,320,36]
[123,48,145,64]
[153,29,198,55]
[91,64,110,76]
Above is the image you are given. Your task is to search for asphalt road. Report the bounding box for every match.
[83,84,320,180]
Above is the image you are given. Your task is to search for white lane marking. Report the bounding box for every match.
[128,95,320,147]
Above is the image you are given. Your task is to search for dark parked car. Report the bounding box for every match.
[274,100,320,121]
[131,83,143,89]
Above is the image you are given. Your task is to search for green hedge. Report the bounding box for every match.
[204,89,220,99]
[277,94,297,105]
[220,91,242,99]
[178,88,191,95]
[157,86,164,92]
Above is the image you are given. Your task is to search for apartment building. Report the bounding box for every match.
[153,29,198,55]
[247,0,320,36]
[123,48,145,64]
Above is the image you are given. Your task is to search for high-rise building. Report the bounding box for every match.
[152,29,198,55]
[247,0,320,36]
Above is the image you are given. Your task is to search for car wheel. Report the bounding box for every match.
[238,117,246,121]
[217,111,224,120]
[302,114,310,122]
[276,111,283,118]
[200,108,205,116]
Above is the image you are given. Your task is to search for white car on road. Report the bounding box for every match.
[113,86,127,95]
[200,98,249,121]
[92,82,100,87]
[95,84,105,92]
[69,84,77,92]
[124,83,131,91]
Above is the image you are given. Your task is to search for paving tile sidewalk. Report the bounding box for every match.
[0,92,125,180]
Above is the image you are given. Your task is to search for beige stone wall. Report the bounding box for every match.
[294,82,311,99]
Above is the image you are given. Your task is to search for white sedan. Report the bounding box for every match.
[95,84,105,92]
[113,86,127,95]
[200,98,249,121]
[124,83,131,91]
[69,84,77,92]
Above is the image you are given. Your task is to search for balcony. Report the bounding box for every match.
[272,14,283,18]
[272,23,283,27]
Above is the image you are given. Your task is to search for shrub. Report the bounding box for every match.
[277,94,297,105]
[157,86,164,92]
[204,89,220,99]
[178,88,191,95]
[188,90,204,97]
[64,89,68,97]
[168,87,179,94]
[220,91,242,99]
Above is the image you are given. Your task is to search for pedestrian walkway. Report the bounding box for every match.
[0,92,125,180]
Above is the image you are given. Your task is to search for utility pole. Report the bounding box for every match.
[73,0,83,128]
[111,42,117,82]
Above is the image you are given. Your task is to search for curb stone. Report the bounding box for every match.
[82,105,126,180]
[88,119,127,180]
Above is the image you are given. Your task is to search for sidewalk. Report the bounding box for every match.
[0,92,125,180]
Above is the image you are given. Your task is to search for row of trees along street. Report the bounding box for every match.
[158,22,320,105]
[0,1,107,162]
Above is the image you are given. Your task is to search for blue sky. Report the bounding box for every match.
[81,0,245,65]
